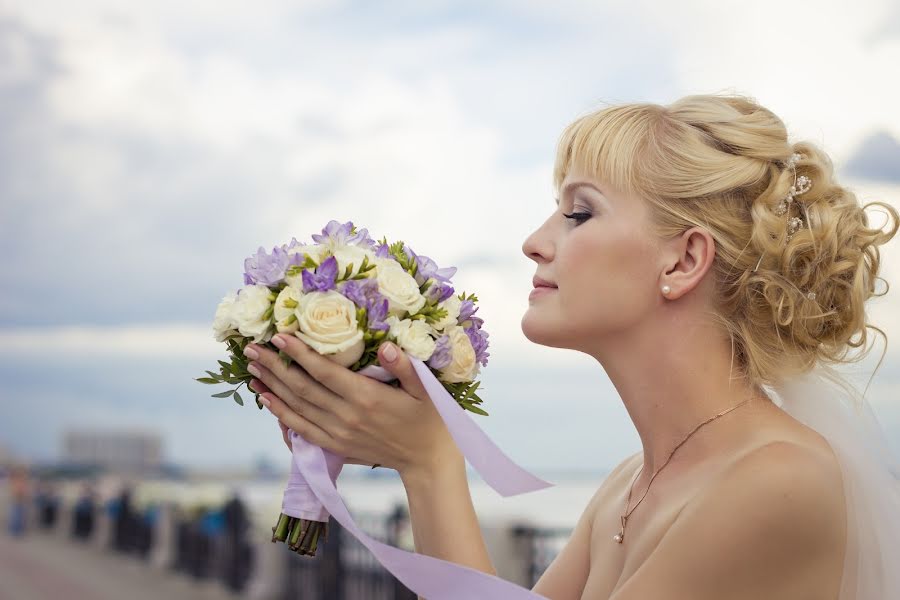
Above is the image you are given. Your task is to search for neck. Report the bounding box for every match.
[586,303,773,476]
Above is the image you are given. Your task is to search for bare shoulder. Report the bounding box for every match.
[530,451,643,600]
[582,450,644,515]
[610,440,847,600]
[713,440,846,536]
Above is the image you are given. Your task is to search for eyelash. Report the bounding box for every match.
[563,211,592,225]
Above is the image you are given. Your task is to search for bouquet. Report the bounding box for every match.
[196,220,491,556]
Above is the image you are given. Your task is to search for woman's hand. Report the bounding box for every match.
[243,333,462,477]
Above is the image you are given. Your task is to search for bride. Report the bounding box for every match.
[243,93,900,599]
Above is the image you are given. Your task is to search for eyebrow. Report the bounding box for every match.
[555,181,606,205]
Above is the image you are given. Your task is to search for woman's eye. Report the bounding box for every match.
[562,211,592,225]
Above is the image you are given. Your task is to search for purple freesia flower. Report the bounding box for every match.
[427,334,453,370]
[341,279,376,308]
[425,281,455,303]
[340,278,390,331]
[280,236,304,252]
[311,220,376,249]
[458,299,478,323]
[367,297,390,332]
[301,255,339,292]
[465,326,490,367]
[244,245,291,287]
[374,241,392,259]
[403,244,457,285]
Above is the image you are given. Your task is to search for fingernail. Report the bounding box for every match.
[260,395,271,408]
[247,363,261,377]
[243,346,259,360]
[382,343,398,363]
[271,335,286,349]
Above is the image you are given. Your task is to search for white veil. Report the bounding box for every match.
[769,364,900,599]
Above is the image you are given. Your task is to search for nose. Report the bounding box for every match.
[522,217,554,264]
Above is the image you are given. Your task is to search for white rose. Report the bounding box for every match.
[331,244,376,278]
[212,291,240,342]
[273,285,302,334]
[430,294,461,332]
[284,244,329,288]
[374,258,426,317]
[438,325,480,383]
[232,284,276,343]
[384,316,437,361]
[294,290,365,367]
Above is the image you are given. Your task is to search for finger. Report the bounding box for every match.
[278,420,291,451]
[249,378,270,395]
[267,333,370,399]
[260,393,342,455]
[377,342,430,402]
[249,360,346,432]
[247,344,347,416]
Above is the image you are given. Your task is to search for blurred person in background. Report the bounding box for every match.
[34,478,60,530]
[6,464,30,538]
[71,481,97,541]
[220,492,254,593]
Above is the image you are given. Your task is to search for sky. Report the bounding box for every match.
[1,0,900,474]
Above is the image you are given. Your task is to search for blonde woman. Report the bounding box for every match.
[245,94,900,599]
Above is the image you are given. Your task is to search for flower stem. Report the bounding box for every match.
[271,512,290,542]
[270,512,328,557]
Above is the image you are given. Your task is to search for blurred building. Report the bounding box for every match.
[63,430,163,473]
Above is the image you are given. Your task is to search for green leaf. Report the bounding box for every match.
[218,360,233,374]
[205,370,222,380]
[464,404,489,416]
[233,391,244,406]
[211,390,234,398]
[196,377,219,384]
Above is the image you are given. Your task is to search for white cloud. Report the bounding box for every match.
[2,0,899,468]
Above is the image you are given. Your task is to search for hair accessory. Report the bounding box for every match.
[773,153,811,241]
[752,152,811,273]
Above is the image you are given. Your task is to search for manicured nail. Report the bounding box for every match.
[243,346,259,360]
[382,343,398,363]
[247,363,261,377]
[260,395,271,408]
[271,335,286,349]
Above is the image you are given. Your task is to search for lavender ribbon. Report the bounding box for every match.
[281,355,554,599]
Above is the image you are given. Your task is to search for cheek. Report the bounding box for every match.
[558,229,657,323]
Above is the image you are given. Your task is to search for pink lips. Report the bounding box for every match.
[529,286,556,300]
[532,276,557,289]
[530,276,557,300]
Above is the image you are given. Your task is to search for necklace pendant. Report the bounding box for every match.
[613,515,626,544]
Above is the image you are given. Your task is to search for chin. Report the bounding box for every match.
[520,312,569,348]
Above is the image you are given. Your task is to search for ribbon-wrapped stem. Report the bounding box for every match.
[271,512,328,555]
[270,430,345,556]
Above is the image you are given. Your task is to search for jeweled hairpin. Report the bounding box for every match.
[774,153,811,242]
[752,152,812,273]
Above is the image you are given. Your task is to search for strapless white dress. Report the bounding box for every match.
[771,365,900,599]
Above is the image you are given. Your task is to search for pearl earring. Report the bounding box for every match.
[661,285,671,296]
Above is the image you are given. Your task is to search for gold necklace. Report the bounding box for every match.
[613,396,755,544]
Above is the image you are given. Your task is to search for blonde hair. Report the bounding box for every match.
[553,93,899,389]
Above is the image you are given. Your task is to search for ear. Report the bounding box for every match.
[659,226,716,300]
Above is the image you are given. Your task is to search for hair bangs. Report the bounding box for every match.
[552,104,658,200]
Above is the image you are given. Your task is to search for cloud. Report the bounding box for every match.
[843,131,900,183]
[2,0,900,469]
